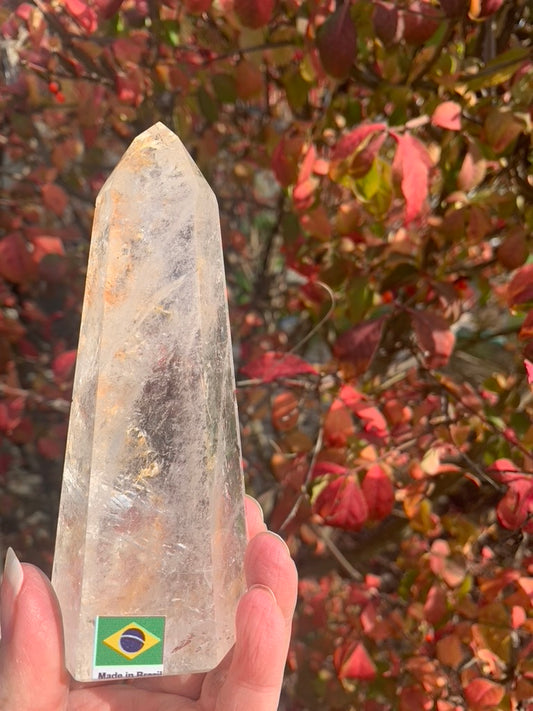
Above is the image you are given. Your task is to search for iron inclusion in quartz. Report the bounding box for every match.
[51,122,247,682]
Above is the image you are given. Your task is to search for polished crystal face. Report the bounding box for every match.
[52,123,246,682]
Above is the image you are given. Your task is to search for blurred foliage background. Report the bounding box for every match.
[1,0,532,708]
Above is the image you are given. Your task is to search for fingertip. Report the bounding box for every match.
[245,531,297,593]
[244,495,267,539]
[233,582,286,682]
[0,561,68,709]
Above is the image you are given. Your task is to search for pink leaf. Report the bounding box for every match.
[240,351,318,383]
[334,641,377,681]
[496,477,533,532]
[463,678,504,711]
[64,0,98,33]
[361,464,395,520]
[392,133,432,224]
[431,101,462,131]
[507,263,533,307]
[525,359,533,384]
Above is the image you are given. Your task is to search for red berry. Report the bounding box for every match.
[55,92,66,103]
[48,81,60,94]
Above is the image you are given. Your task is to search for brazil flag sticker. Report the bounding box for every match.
[93,616,165,680]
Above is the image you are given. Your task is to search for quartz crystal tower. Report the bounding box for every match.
[52,123,246,682]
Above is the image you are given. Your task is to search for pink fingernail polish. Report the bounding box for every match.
[1,548,24,641]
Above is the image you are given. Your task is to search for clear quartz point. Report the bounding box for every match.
[52,122,246,682]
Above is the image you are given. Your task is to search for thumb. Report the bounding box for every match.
[0,549,69,711]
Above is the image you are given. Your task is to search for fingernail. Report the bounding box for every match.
[1,548,23,641]
[248,583,277,604]
[245,494,264,521]
[265,531,291,557]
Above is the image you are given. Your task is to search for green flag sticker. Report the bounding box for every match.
[93,616,165,680]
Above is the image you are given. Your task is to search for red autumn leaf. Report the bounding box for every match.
[352,403,388,441]
[525,359,533,384]
[338,384,363,410]
[234,0,274,28]
[183,0,212,13]
[333,316,386,375]
[436,634,464,667]
[496,476,533,532]
[401,1,440,45]
[484,107,526,154]
[240,351,318,383]
[323,399,357,446]
[399,686,433,711]
[333,385,387,438]
[52,349,77,384]
[458,141,487,192]
[518,577,533,599]
[316,3,357,79]
[271,391,299,432]
[429,539,466,587]
[463,678,504,711]
[292,177,318,208]
[0,397,25,435]
[271,135,304,187]
[507,263,533,307]
[488,458,520,481]
[431,101,462,131]
[42,183,69,217]
[334,641,376,681]
[32,235,65,264]
[424,583,447,625]
[313,471,368,531]
[312,461,349,480]
[0,233,36,284]
[519,310,533,340]
[331,123,387,164]
[392,133,432,224]
[64,0,98,33]
[469,0,504,19]
[296,144,317,185]
[331,132,387,180]
[115,71,144,106]
[94,0,125,18]
[361,464,395,520]
[511,605,526,629]
[409,308,455,368]
[373,2,400,45]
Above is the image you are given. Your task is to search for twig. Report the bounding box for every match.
[288,280,336,355]
[278,426,323,532]
[311,523,363,581]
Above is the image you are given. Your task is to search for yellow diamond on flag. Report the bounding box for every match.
[103,621,161,661]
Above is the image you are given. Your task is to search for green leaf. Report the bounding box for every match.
[462,47,530,91]
[196,87,219,123]
[282,67,310,114]
[212,74,237,104]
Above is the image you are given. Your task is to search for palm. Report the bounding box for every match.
[0,498,297,711]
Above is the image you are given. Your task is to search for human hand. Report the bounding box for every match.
[0,496,297,711]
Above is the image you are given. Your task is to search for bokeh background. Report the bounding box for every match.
[1,1,532,708]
